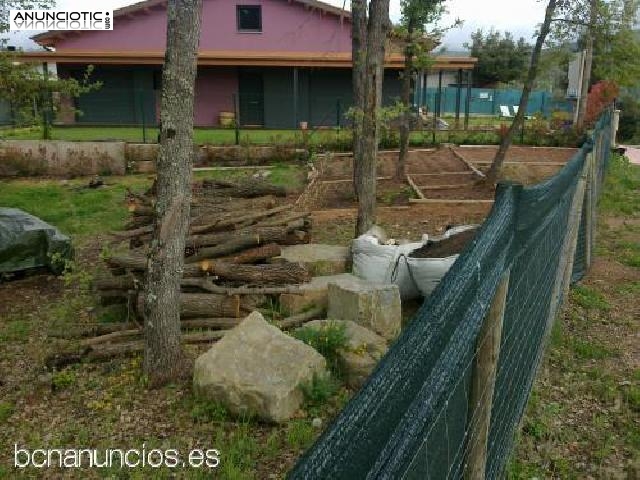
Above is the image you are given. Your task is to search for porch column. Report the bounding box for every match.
[455,68,462,128]
[465,70,472,130]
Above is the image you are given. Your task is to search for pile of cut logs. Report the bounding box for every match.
[52,178,325,365]
[102,177,316,310]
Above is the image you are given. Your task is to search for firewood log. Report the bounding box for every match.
[136,293,242,318]
[196,261,311,285]
[200,179,287,198]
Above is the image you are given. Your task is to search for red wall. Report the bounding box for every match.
[54,0,351,54]
[194,67,238,126]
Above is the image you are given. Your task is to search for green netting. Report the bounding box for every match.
[289,108,613,480]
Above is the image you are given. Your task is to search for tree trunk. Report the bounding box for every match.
[575,0,597,131]
[355,0,391,236]
[352,0,367,205]
[397,20,416,181]
[142,0,203,386]
[485,0,556,184]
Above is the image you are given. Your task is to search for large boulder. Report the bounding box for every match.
[327,276,401,341]
[193,312,327,423]
[0,208,73,275]
[301,320,388,389]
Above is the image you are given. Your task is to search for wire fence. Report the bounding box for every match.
[289,107,613,480]
[0,86,576,148]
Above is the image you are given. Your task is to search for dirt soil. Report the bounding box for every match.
[453,146,578,164]
[409,229,477,258]
[312,147,496,206]
[311,203,490,246]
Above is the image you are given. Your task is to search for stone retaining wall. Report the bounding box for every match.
[0,140,306,177]
[0,140,126,177]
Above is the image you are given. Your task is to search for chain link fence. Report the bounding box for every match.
[289,108,613,480]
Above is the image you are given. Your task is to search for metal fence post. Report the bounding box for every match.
[464,269,511,480]
[140,91,147,144]
[233,93,240,146]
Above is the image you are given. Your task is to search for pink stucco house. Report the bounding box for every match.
[24,0,475,128]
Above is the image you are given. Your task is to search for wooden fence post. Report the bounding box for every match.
[560,161,590,304]
[584,151,595,269]
[464,270,511,480]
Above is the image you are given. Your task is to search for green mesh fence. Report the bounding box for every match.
[289,108,613,480]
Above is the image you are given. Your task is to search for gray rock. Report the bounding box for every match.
[193,312,327,423]
[278,244,351,276]
[280,273,357,314]
[302,320,388,389]
[327,277,401,341]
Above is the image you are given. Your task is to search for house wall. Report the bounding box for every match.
[195,67,238,126]
[53,0,351,54]
[59,63,404,128]
[58,65,158,125]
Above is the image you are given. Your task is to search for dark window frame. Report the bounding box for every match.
[236,5,262,33]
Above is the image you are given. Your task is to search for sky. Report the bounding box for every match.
[5,0,549,50]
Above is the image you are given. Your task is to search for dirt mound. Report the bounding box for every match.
[409,229,477,258]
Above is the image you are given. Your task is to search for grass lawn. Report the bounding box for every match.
[0,163,306,241]
[0,126,353,146]
[509,154,640,478]
[0,120,518,146]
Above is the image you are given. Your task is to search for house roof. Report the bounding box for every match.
[32,0,351,47]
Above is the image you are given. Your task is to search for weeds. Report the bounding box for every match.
[293,321,348,375]
[571,285,610,311]
[570,339,617,360]
[299,373,339,408]
[0,401,14,423]
[0,317,30,342]
[286,420,316,451]
[51,369,77,391]
[189,397,229,423]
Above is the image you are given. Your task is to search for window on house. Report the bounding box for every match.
[237,5,262,32]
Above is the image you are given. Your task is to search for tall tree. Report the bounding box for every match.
[395,0,445,180]
[592,13,640,89]
[485,0,557,183]
[0,0,99,137]
[466,30,532,87]
[552,0,639,129]
[352,0,391,236]
[576,0,597,130]
[143,0,203,386]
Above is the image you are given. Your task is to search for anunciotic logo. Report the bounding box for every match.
[10,10,113,31]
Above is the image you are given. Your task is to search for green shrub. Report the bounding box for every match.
[618,95,640,142]
[293,321,348,375]
[52,370,77,391]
